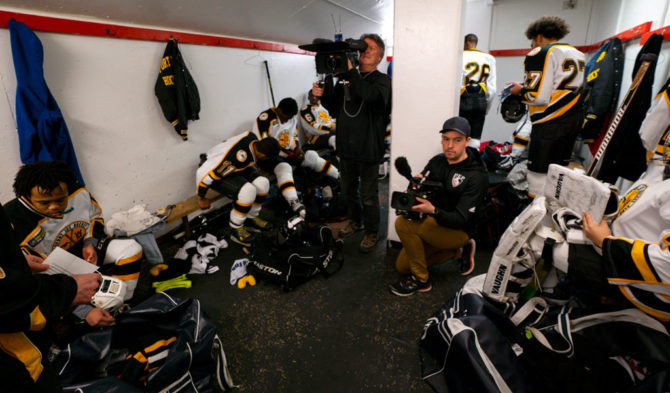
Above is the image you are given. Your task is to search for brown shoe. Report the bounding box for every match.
[359,232,378,253]
[338,221,361,238]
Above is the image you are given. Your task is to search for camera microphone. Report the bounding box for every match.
[394,156,414,182]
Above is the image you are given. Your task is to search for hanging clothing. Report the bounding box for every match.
[154,39,200,141]
[9,20,85,185]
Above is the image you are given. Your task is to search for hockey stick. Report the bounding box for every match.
[586,55,655,177]
[263,60,276,107]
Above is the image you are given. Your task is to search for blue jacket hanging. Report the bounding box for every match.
[9,20,85,185]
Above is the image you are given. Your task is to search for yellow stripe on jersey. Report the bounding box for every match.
[533,93,581,125]
[29,306,46,332]
[0,333,43,381]
[619,287,670,322]
[631,241,657,282]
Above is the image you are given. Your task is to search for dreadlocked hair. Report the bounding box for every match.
[13,161,78,199]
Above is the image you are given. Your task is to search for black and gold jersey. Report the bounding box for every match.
[3,187,105,259]
[604,167,670,321]
[522,43,585,124]
[196,131,259,197]
[299,103,335,144]
[251,107,298,155]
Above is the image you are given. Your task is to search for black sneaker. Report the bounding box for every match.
[388,275,432,296]
[460,238,476,275]
[230,226,254,247]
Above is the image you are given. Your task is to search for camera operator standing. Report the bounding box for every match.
[311,33,391,253]
[389,117,488,296]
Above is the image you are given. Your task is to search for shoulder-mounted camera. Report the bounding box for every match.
[299,38,368,75]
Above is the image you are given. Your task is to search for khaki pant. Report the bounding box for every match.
[394,215,469,281]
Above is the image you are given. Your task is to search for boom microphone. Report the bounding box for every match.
[394,156,413,182]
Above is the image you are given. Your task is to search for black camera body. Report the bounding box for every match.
[391,181,442,213]
[299,38,368,75]
[391,156,442,218]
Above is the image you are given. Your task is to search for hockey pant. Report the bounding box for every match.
[229,177,269,228]
[102,239,143,300]
[306,134,336,150]
[302,150,339,180]
[526,107,581,197]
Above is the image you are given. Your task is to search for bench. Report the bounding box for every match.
[161,189,226,240]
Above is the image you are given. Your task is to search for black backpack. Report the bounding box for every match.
[249,219,344,291]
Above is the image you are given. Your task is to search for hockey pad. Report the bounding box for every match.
[91,275,127,311]
[543,164,619,222]
[302,149,321,170]
[252,176,270,194]
[493,196,547,260]
[551,207,582,233]
[483,248,536,303]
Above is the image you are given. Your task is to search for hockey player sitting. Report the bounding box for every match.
[389,117,488,296]
[254,97,339,202]
[197,131,281,246]
[300,90,337,153]
[0,204,101,393]
[507,16,585,197]
[3,161,143,323]
[569,89,670,322]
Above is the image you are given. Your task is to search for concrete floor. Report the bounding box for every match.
[143,180,493,393]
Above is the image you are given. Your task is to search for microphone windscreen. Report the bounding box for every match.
[394,156,413,181]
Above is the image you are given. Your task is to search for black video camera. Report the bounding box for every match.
[391,157,442,217]
[299,38,368,75]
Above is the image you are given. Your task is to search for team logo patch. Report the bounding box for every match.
[452,173,466,187]
[278,131,290,148]
[528,47,541,56]
[28,228,46,248]
[304,113,314,122]
[618,183,647,216]
[52,220,89,251]
[259,112,269,121]
[236,150,247,162]
[319,112,329,122]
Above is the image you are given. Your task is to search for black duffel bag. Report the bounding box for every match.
[249,217,344,291]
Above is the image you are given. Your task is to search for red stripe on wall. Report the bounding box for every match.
[0,10,311,55]
[491,21,653,57]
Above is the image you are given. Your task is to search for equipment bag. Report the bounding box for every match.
[249,224,343,291]
[420,275,670,393]
[52,292,236,392]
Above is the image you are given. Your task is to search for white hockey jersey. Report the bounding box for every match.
[606,164,670,321]
[251,107,298,156]
[299,103,335,142]
[522,43,585,125]
[638,76,670,159]
[196,131,259,197]
[462,49,497,110]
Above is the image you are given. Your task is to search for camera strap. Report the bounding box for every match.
[342,71,373,118]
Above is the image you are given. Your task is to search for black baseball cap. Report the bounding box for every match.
[439,116,471,137]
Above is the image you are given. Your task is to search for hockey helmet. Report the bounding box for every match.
[500,95,527,123]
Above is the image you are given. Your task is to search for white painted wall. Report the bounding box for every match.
[463,0,493,52]
[0,19,319,225]
[388,0,464,242]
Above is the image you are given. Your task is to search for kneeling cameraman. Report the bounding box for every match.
[389,117,488,296]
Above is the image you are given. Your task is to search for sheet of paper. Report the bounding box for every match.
[40,247,99,275]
